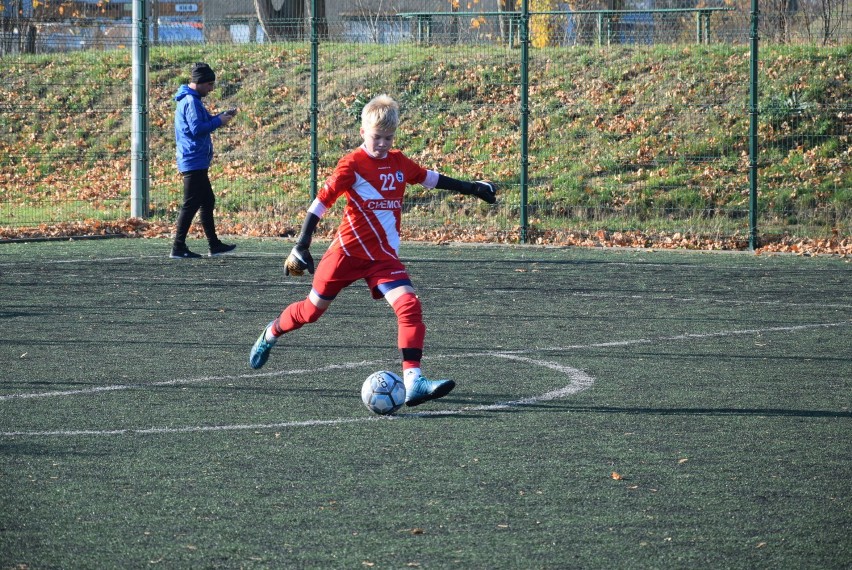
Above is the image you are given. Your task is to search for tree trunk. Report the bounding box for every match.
[255,0,311,41]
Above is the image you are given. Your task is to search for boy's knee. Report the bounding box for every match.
[298,298,325,324]
[392,292,422,324]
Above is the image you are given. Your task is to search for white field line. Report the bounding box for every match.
[2,250,847,270]
[4,254,849,310]
[0,354,591,437]
[0,360,383,402]
[1,320,848,438]
[10,272,851,309]
[490,320,852,356]
[0,256,155,266]
[1,320,848,404]
[0,252,282,267]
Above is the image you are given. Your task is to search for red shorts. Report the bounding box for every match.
[311,247,413,301]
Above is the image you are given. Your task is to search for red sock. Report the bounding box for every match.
[393,293,425,368]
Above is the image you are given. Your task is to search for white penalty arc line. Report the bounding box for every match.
[0,354,592,438]
[2,320,849,404]
[2,320,849,438]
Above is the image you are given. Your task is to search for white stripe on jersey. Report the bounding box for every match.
[349,199,398,259]
[332,233,350,257]
[373,209,400,254]
[352,173,383,201]
[342,210,372,260]
[350,172,400,258]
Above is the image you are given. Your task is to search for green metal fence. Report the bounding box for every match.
[1,2,850,248]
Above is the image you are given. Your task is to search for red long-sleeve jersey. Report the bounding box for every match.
[311,146,438,261]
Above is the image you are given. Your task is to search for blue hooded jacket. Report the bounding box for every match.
[174,84,223,173]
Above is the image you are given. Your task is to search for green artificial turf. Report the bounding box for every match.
[1,238,850,568]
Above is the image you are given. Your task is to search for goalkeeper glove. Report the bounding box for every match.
[285,212,320,276]
[435,174,497,204]
[285,243,315,276]
[470,180,497,204]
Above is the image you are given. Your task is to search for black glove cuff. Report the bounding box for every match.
[296,213,320,248]
[435,174,477,195]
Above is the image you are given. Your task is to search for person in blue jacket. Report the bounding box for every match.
[170,62,237,259]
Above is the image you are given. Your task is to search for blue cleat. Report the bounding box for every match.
[405,376,456,407]
[249,321,277,369]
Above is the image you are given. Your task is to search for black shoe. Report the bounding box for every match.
[170,246,202,259]
[209,242,236,257]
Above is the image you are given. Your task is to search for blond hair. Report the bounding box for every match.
[361,94,399,132]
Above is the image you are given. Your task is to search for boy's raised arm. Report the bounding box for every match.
[433,174,498,204]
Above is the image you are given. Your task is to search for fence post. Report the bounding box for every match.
[597,12,604,46]
[695,12,701,44]
[748,0,759,250]
[520,0,530,243]
[310,0,319,200]
[131,0,149,218]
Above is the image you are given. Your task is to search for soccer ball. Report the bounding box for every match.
[361,371,406,415]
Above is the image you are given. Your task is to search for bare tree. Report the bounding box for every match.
[762,0,847,45]
[567,0,600,45]
[255,0,326,41]
[1,0,37,55]
[498,0,516,45]
[764,0,798,43]
[350,0,392,44]
[812,0,847,44]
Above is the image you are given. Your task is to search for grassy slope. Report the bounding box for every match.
[0,43,850,241]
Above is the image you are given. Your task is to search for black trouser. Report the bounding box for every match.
[173,169,219,248]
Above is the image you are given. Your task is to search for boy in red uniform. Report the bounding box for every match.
[249,95,496,407]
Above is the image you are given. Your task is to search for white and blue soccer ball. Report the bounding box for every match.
[361,371,406,415]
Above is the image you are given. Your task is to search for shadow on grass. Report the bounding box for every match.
[566,404,851,419]
[405,398,852,420]
[0,442,111,456]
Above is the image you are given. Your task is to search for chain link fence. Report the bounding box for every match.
[1,0,849,246]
